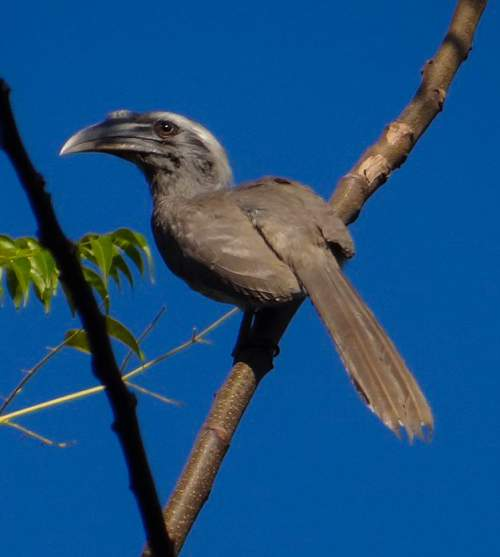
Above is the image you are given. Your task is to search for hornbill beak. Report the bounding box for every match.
[60,112,164,157]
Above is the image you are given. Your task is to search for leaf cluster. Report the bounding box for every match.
[0,228,152,311]
[0,228,153,357]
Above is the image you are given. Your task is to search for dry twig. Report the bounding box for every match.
[120,307,167,372]
[0,307,238,426]
[0,331,79,415]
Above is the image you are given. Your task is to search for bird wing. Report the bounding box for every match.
[153,190,304,306]
[231,178,433,440]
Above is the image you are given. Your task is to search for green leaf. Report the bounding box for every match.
[64,317,144,359]
[111,253,134,287]
[109,261,122,289]
[0,229,151,313]
[82,266,110,313]
[0,235,16,254]
[64,329,90,353]
[78,245,98,266]
[14,236,38,249]
[30,249,58,313]
[77,234,99,266]
[128,230,153,271]
[111,228,154,279]
[6,269,20,307]
[29,265,46,303]
[0,235,17,266]
[105,316,144,359]
[47,253,59,287]
[117,240,144,275]
[6,258,31,307]
[0,237,60,312]
[90,235,114,287]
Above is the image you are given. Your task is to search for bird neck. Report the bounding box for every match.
[144,163,231,205]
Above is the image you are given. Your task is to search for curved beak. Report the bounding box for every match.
[60,116,161,157]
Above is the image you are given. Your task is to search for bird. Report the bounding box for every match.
[61,110,433,440]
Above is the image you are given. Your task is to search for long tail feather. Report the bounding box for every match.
[295,253,433,441]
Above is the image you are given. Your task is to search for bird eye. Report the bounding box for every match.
[154,120,179,138]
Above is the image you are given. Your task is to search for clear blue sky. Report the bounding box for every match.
[1,1,499,555]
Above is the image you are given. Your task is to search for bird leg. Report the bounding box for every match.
[231,310,255,358]
[232,302,302,373]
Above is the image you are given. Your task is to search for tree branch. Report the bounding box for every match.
[143,304,299,555]
[330,0,487,224]
[0,80,174,557]
[146,1,488,554]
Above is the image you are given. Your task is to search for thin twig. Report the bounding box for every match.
[0,330,79,415]
[0,307,238,425]
[5,420,70,448]
[0,384,109,424]
[146,2,488,554]
[0,305,160,418]
[0,80,173,557]
[127,382,183,407]
[125,307,239,382]
[120,306,167,372]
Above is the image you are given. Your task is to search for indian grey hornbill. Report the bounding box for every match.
[61,110,433,440]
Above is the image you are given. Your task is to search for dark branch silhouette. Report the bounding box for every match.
[0,80,174,557]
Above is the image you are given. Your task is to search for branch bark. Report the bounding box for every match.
[0,80,174,557]
[144,305,300,556]
[146,1,488,554]
[331,0,487,224]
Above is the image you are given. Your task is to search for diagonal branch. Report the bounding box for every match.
[0,80,174,557]
[147,1,488,554]
[331,0,488,224]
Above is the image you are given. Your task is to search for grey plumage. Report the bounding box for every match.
[61,110,433,440]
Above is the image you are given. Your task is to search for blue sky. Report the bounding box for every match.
[1,1,499,555]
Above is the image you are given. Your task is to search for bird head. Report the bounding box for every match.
[61,110,233,198]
